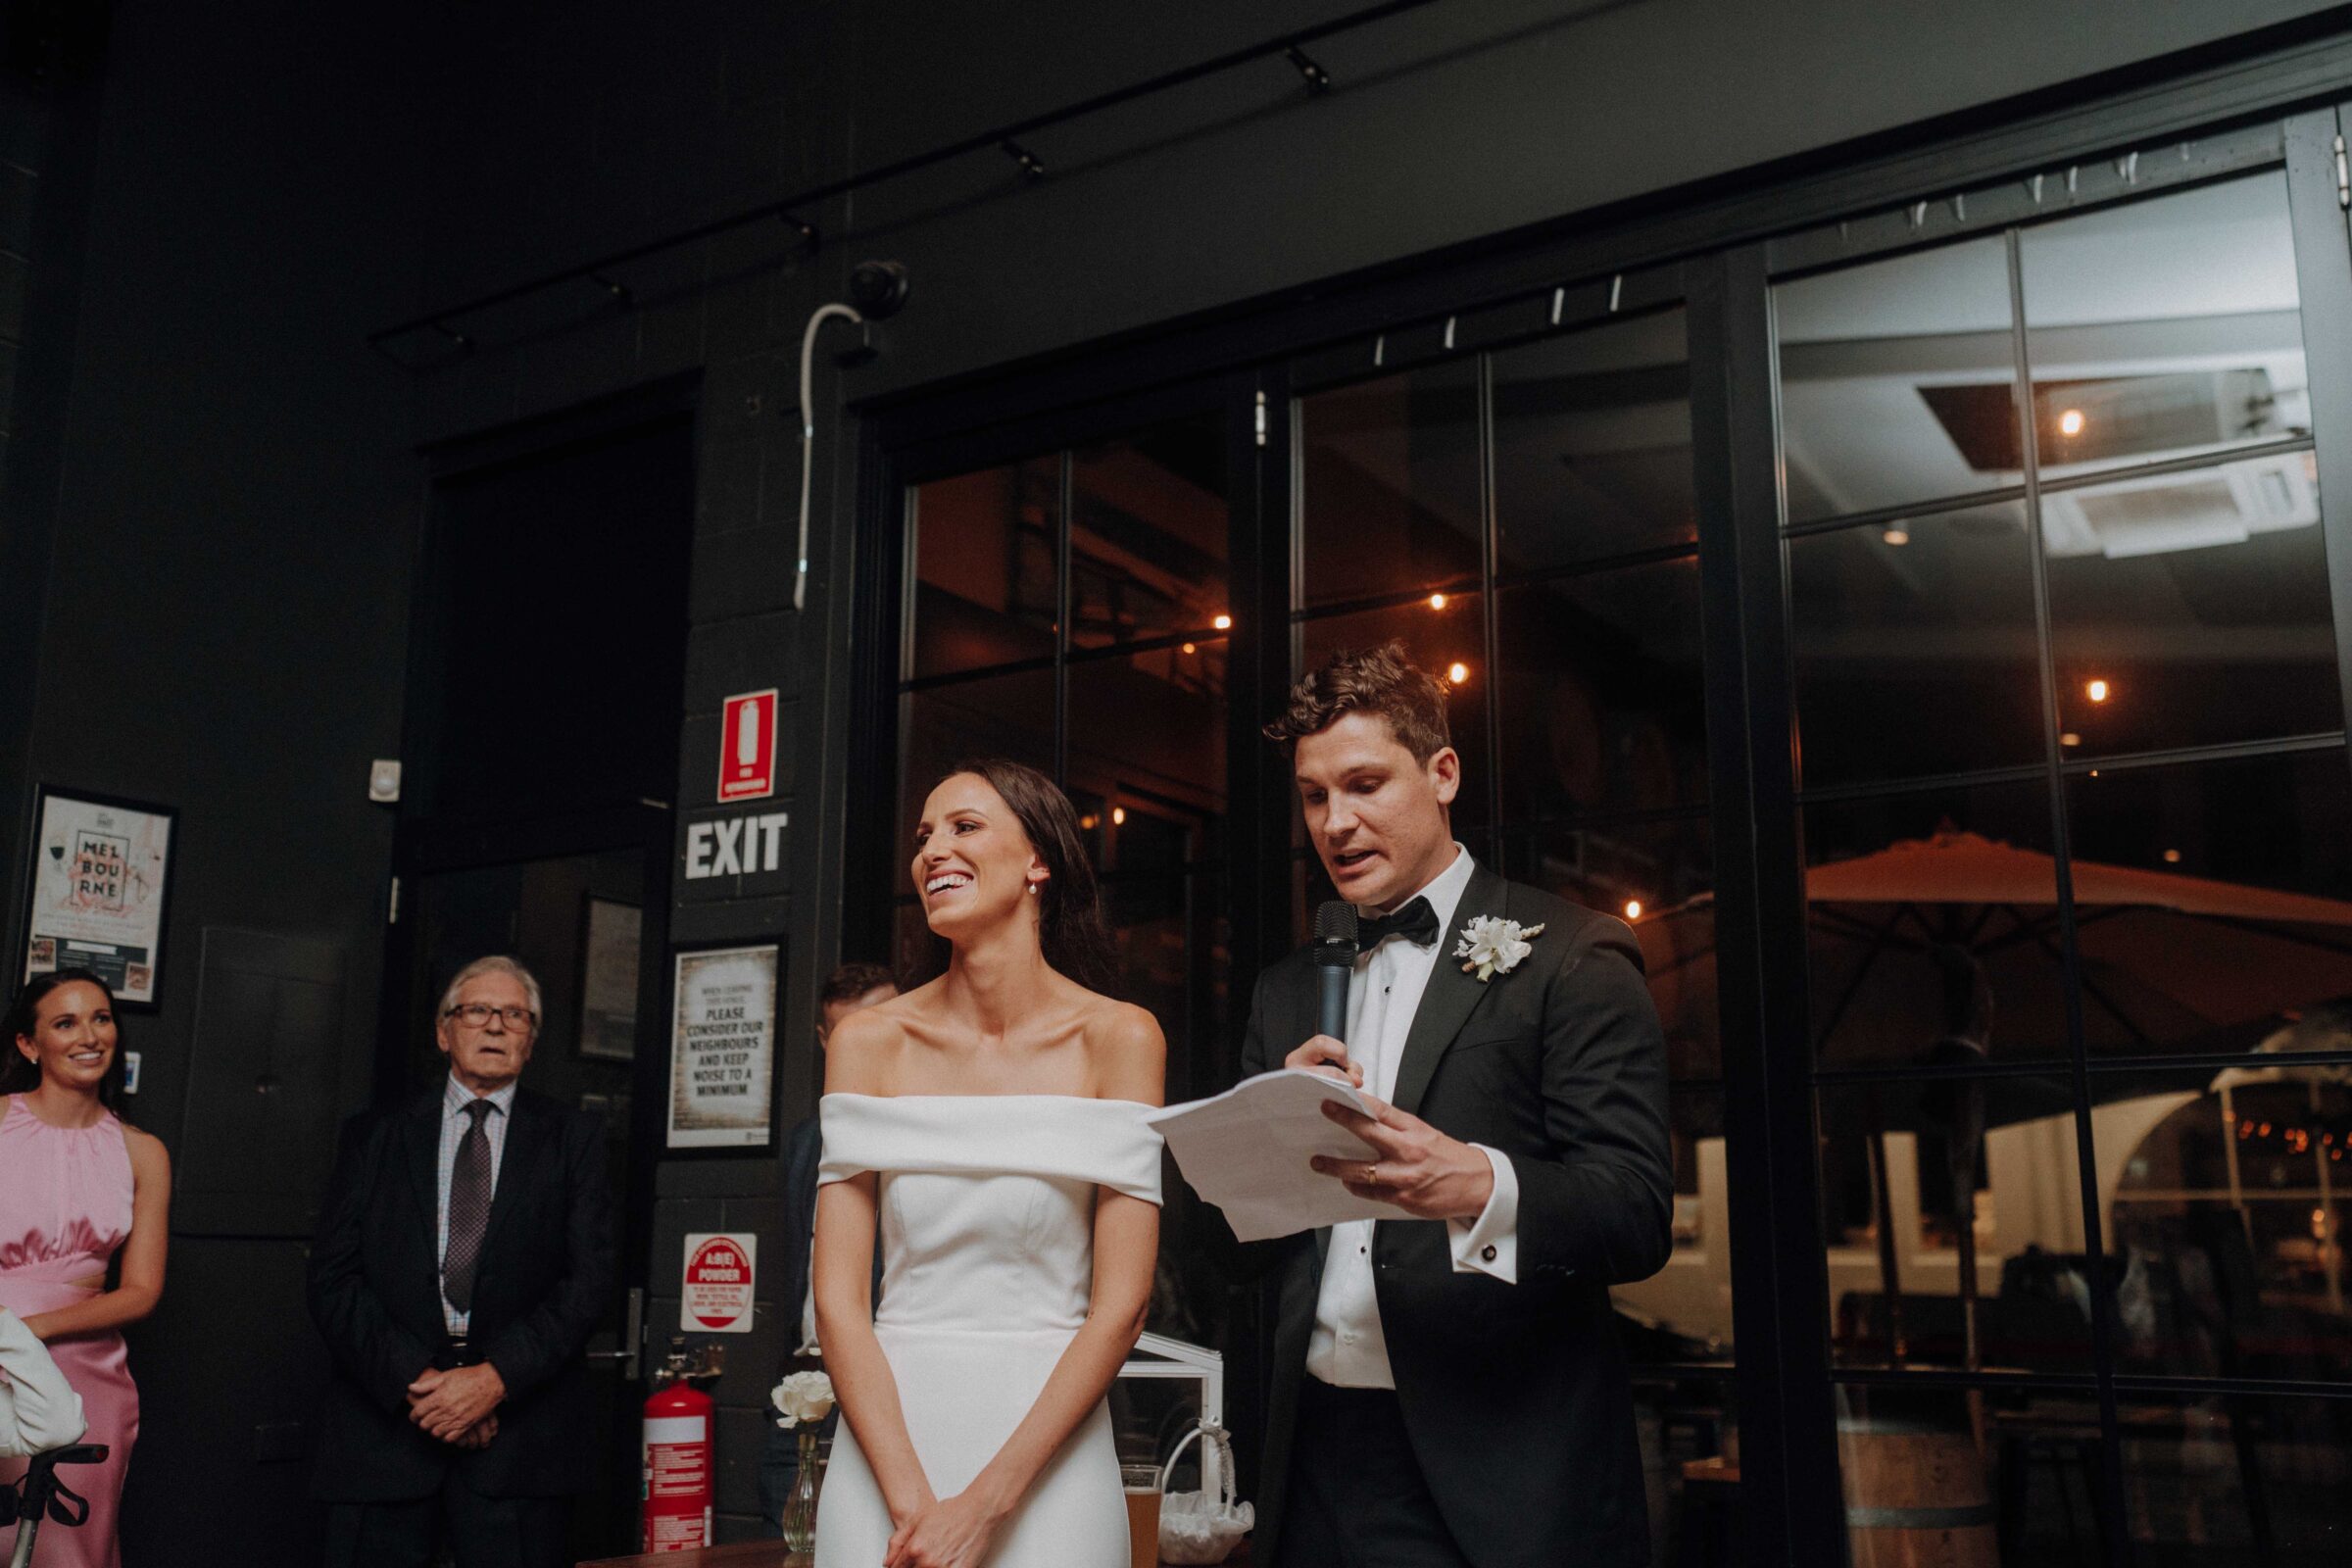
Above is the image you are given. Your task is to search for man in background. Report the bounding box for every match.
[309,956,615,1568]
[759,960,897,1535]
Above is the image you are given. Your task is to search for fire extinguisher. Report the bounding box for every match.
[640,1342,713,1552]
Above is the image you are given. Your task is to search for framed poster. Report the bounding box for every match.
[577,896,641,1061]
[20,787,176,1009]
[666,944,777,1150]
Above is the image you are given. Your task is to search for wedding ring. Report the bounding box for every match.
[1361,1163,1380,1187]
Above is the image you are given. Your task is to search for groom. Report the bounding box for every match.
[1238,640,1673,1568]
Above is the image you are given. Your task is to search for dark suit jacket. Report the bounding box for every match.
[1239,861,1673,1568]
[306,1084,615,1501]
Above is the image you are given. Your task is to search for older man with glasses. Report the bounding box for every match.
[308,956,615,1568]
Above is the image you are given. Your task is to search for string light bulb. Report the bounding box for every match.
[1111,807,1126,826]
[1429,593,1447,610]
[1212,614,1232,631]
[2086,678,2110,703]
[1623,900,1643,920]
[1446,662,1470,685]
[2059,408,2085,437]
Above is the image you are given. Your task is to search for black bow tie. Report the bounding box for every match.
[1358,896,1439,952]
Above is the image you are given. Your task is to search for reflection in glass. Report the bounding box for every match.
[1495,559,1705,822]
[1612,1085,1734,1360]
[1628,1378,1740,1568]
[2063,751,2352,1057]
[1492,310,1695,573]
[907,458,1060,678]
[2099,1068,2352,1385]
[1298,593,1491,833]
[1065,641,1229,875]
[2044,455,2339,758]
[1298,361,1483,609]
[1775,235,2017,525]
[2102,1393,2348,1561]
[894,668,1056,896]
[1518,816,1714,1078]
[2022,173,2310,483]
[1839,1384,2111,1567]
[1820,1079,2093,1374]
[1070,417,1230,650]
[1788,503,2042,787]
[1802,784,2068,1067]
[1104,876,1230,1105]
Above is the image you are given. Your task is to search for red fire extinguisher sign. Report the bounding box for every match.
[641,1356,714,1552]
[718,689,778,802]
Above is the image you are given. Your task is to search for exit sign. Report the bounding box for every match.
[718,689,777,802]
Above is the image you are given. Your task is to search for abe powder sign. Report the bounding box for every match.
[666,944,778,1150]
[681,1233,758,1334]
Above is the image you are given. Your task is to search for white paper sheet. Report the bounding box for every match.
[1145,1068,1408,1241]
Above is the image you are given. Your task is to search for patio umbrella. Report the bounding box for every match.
[1635,827,2352,1366]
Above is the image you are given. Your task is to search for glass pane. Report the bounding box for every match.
[894,667,1056,897]
[1492,309,1694,573]
[2099,1067,2352,1383]
[1070,416,1230,649]
[1065,640,1228,874]
[1103,875,1231,1106]
[2044,454,2338,758]
[1775,235,2018,526]
[1805,782,2067,1068]
[1821,1078,2094,1373]
[1613,1084,1735,1360]
[1298,361,1482,610]
[2064,750,2352,1058]
[1788,503,2043,788]
[1517,815,1715,1078]
[906,457,1060,679]
[2022,172,2309,484]
[1839,1384,2114,1567]
[1629,1377,1740,1568]
[1496,558,1706,823]
[1298,592,1492,833]
[2106,1392,2350,1561]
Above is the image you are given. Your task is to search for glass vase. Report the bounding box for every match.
[781,1427,821,1552]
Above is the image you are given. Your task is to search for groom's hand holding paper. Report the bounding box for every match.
[1148,1061,1409,1242]
[1310,1095,1496,1221]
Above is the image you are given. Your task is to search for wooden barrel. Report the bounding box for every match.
[1837,1411,1998,1568]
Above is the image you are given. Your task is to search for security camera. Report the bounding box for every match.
[847,261,909,320]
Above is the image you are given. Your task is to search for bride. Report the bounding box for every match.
[813,759,1165,1568]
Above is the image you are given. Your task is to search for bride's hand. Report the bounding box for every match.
[883,1489,1004,1568]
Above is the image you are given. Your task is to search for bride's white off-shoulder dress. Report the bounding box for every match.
[812,1093,1164,1567]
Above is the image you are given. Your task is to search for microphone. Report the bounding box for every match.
[1312,900,1358,1046]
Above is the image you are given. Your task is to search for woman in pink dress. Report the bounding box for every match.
[0,970,172,1568]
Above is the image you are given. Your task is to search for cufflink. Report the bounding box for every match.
[1481,1244,1497,1262]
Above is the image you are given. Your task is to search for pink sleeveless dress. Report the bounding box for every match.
[0,1097,138,1568]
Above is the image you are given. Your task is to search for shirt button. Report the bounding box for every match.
[1343,1332,1357,1344]
[1482,1245,1498,1262]
[1359,1245,1367,1254]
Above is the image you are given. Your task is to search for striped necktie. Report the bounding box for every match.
[443,1099,494,1316]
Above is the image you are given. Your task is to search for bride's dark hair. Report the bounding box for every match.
[946,758,1114,990]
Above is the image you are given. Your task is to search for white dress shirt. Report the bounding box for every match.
[435,1073,517,1336]
[0,1306,84,1457]
[1307,845,1522,1390]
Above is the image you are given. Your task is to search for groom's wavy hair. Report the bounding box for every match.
[1263,639,1452,762]
[944,759,1116,990]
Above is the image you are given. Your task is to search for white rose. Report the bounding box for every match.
[771,1369,836,1427]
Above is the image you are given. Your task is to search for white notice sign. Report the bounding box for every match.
[666,945,778,1149]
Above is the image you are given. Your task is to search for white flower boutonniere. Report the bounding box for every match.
[1454,915,1545,982]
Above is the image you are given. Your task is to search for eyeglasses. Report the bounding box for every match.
[446,1003,536,1030]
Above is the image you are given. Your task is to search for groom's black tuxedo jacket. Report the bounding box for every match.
[1237,860,1673,1568]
